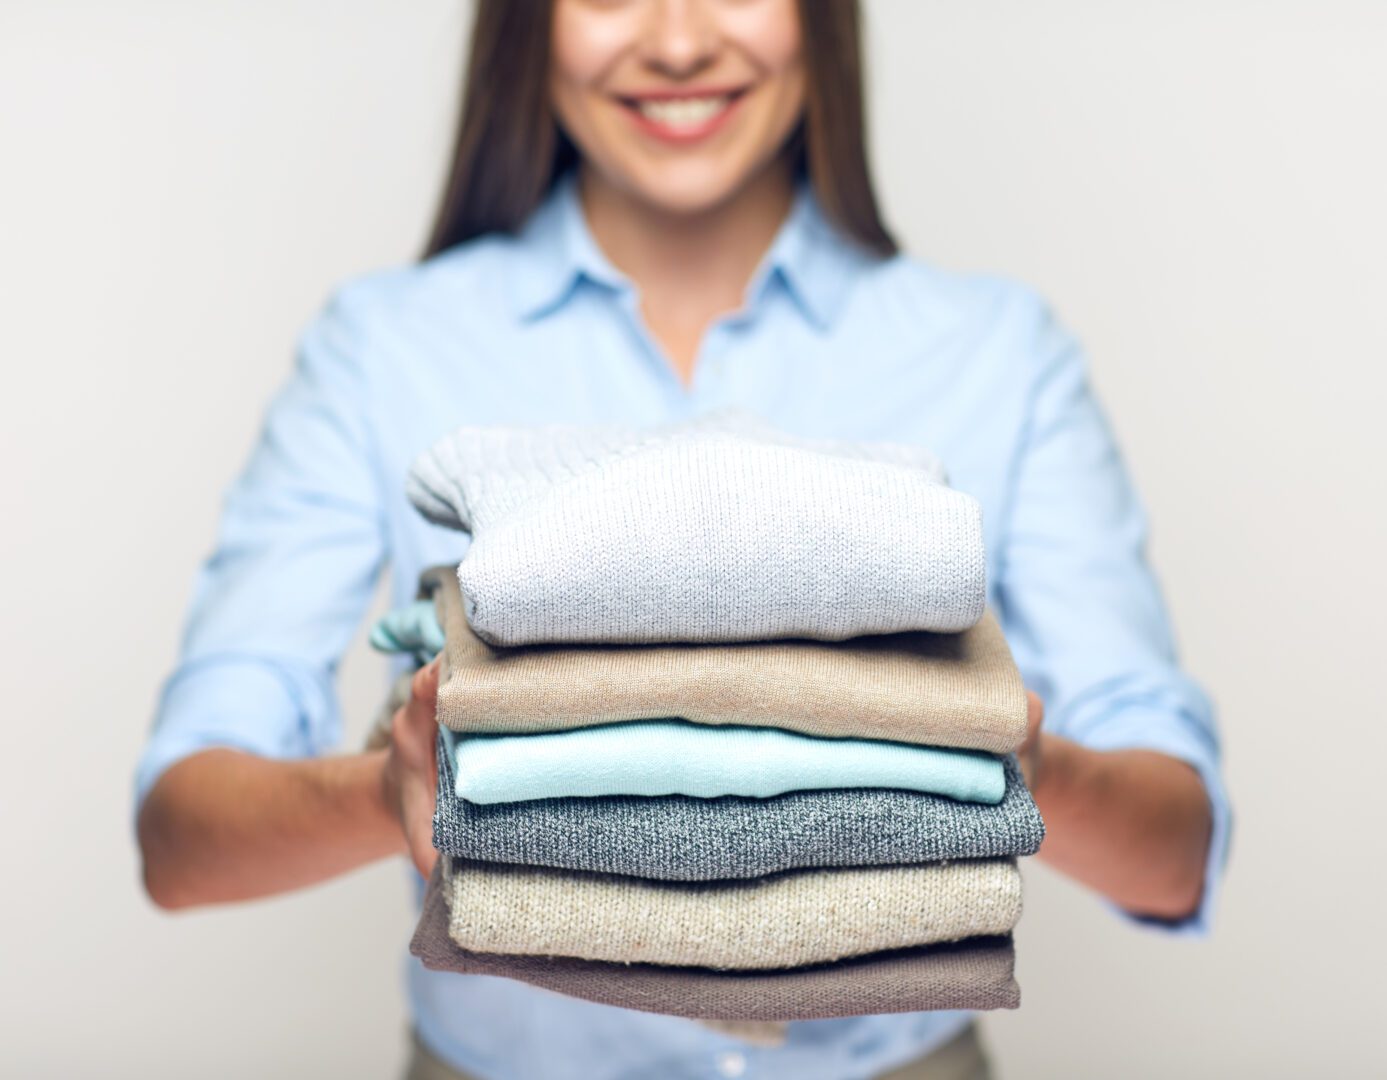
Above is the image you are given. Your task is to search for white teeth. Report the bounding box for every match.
[635,95,731,129]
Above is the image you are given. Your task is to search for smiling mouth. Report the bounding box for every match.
[617,88,749,139]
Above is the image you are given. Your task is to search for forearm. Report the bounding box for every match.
[1031,736,1213,921]
[137,747,405,910]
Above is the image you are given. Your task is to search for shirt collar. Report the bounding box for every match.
[507,171,877,330]
[506,172,629,321]
[745,180,876,330]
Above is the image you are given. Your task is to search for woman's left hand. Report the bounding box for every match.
[1017,690,1045,790]
[1015,687,1213,918]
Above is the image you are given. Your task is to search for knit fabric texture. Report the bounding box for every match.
[444,856,1022,970]
[445,723,1006,805]
[369,600,445,665]
[414,565,1028,754]
[407,410,948,531]
[407,413,985,645]
[410,863,1022,1020]
[433,737,1043,880]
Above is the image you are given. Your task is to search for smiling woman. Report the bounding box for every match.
[548,0,808,208]
[428,0,892,256]
[133,0,1226,1078]
[422,0,897,380]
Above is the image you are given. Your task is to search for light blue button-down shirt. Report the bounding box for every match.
[136,173,1229,1080]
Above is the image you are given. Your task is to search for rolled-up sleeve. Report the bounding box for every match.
[996,298,1231,935]
[134,290,386,811]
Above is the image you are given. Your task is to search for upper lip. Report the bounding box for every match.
[616,84,751,104]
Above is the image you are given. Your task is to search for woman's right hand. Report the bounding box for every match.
[381,658,441,878]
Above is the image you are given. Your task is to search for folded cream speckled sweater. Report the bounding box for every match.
[411,863,1022,1020]
[444,857,1021,970]
[413,565,1028,754]
[406,412,985,645]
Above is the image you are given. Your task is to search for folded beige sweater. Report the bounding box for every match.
[422,567,1028,754]
[445,857,1021,970]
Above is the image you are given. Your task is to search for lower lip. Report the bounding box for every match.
[621,94,745,145]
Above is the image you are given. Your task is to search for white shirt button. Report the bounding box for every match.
[716,1050,747,1077]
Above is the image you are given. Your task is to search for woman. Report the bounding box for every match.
[135,1,1227,1077]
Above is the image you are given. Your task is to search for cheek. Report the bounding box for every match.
[721,0,804,78]
[550,2,637,91]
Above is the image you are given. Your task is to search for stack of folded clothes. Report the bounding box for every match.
[375,412,1043,1027]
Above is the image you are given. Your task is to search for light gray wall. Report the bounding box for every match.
[2,2,1383,1076]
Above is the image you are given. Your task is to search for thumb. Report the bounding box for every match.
[410,826,439,880]
[403,658,441,730]
[1024,691,1044,747]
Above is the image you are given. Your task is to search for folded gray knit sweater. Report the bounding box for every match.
[407,412,985,645]
[433,734,1043,880]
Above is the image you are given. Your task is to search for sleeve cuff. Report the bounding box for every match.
[1074,709,1232,937]
[133,656,333,815]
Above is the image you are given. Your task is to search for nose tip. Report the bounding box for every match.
[640,0,719,77]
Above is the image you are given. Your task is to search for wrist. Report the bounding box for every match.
[335,748,407,858]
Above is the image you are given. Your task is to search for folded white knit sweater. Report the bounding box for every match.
[408,412,985,645]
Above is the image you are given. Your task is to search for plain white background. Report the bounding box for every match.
[3,1,1384,1076]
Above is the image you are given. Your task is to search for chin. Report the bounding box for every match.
[622,161,764,217]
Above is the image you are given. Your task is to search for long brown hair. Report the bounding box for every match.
[424,0,894,258]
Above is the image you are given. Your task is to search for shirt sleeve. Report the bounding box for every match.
[133,290,387,812]
[995,297,1231,935]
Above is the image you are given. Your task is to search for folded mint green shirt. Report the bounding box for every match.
[445,722,1005,805]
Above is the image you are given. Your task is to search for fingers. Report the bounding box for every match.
[395,658,443,876]
[391,675,441,774]
[1025,690,1044,738]
[396,659,440,737]
[410,656,441,707]
[411,830,439,880]
[1017,691,1045,790]
[402,748,440,879]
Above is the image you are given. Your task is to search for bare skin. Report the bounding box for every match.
[1017,695,1211,919]
[140,663,438,908]
[579,156,794,382]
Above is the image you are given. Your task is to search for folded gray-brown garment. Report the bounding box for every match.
[420,566,1028,754]
[409,863,1020,1021]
